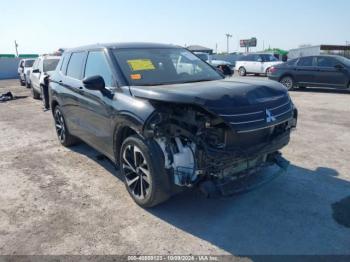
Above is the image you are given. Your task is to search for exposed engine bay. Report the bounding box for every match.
[144,101,298,196]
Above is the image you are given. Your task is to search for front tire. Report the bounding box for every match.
[238,67,247,76]
[53,106,78,147]
[31,85,41,99]
[280,76,294,90]
[120,135,170,208]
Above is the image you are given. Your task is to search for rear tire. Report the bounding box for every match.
[280,76,294,90]
[238,67,247,76]
[53,106,79,147]
[26,78,31,89]
[120,135,170,208]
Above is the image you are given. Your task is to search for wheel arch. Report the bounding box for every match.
[51,99,59,114]
[113,115,145,165]
[279,73,295,82]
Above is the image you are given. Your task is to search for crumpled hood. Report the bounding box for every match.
[129,78,288,110]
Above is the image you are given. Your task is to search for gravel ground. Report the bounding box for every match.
[0,78,349,257]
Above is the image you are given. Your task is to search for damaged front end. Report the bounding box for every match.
[143,98,297,197]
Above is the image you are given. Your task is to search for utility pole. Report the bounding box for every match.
[215,43,218,54]
[225,34,232,54]
[14,40,19,57]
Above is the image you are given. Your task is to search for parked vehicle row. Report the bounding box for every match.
[267,55,350,90]
[48,42,297,207]
[18,55,60,109]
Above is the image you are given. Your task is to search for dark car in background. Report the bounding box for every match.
[268,55,350,90]
[49,43,297,207]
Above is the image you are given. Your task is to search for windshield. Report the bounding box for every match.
[113,48,223,86]
[261,54,278,62]
[43,59,59,72]
[337,56,350,67]
[24,60,35,67]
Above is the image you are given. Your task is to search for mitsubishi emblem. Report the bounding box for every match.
[266,109,276,123]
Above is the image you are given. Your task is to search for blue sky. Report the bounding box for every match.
[1,0,349,54]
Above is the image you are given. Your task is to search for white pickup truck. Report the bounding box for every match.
[235,53,282,76]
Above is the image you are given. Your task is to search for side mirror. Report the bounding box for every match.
[257,58,263,62]
[32,69,40,73]
[334,64,344,70]
[83,75,105,91]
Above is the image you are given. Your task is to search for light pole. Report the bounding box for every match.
[14,40,19,57]
[225,34,232,53]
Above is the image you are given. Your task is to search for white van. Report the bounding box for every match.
[235,54,282,76]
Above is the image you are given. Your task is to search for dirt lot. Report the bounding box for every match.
[0,78,350,256]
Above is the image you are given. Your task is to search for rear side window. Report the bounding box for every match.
[246,55,254,61]
[32,59,39,70]
[84,51,114,86]
[66,52,85,79]
[285,59,297,66]
[317,57,337,67]
[43,59,59,72]
[24,60,35,67]
[240,55,251,61]
[261,54,278,62]
[60,54,69,74]
[297,57,313,67]
[253,55,261,62]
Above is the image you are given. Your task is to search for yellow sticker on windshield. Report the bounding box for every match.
[127,59,155,71]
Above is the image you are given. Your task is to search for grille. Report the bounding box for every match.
[218,96,293,133]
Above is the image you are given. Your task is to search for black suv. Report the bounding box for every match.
[268,55,350,90]
[49,43,298,207]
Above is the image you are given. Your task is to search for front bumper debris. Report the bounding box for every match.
[199,152,290,197]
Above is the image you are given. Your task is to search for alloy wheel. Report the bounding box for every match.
[280,77,294,90]
[239,67,246,76]
[54,109,66,143]
[122,144,151,200]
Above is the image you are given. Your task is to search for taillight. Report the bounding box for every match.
[269,67,277,73]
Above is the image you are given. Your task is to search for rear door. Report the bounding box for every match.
[315,56,348,87]
[61,51,87,136]
[247,55,262,73]
[77,49,116,157]
[294,56,317,84]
